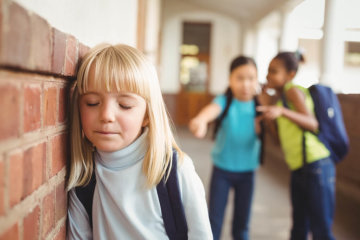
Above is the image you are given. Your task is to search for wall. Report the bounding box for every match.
[0,1,89,239]
[13,0,138,47]
[253,11,281,84]
[337,94,360,201]
[160,0,241,95]
[144,0,162,66]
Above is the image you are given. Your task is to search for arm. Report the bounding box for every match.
[189,103,221,138]
[67,189,93,240]
[177,155,213,240]
[257,87,318,132]
[263,118,280,144]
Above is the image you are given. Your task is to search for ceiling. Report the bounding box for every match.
[176,0,303,24]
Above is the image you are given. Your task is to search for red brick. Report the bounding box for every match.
[42,191,55,238]
[0,223,19,240]
[0,2,31,69]
[53,224,66,240]
[9,151,24,207]
[23,206,40,240]
[78,43,90,61]
[0,83,20,141]
[58,87,67,123]
[51,134,67,176]
[0,0,3,52]
[30,13,52,72]
[0,161,4,215]
[63,35,78,77]
[51,28,66,74]
[24,83,41,133]
[55,181,67,221]
[23,143,46,198]
[44,86,57,127]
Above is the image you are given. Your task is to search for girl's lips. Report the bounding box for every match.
[95,131,118,135]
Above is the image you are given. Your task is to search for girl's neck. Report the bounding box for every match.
[96,127,149,169]
[276,80,292,94]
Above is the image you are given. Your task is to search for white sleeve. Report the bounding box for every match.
[67,189,93,240]
[177,155,213,240]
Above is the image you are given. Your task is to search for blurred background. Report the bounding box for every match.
[0,0,359,239]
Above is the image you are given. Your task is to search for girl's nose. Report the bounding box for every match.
[100,102,116,123]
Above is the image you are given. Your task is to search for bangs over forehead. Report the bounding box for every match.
[77,44,153,100]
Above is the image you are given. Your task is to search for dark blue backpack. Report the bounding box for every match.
[282,84,349,164]
[75,150,188,240]
[308,84,349,163]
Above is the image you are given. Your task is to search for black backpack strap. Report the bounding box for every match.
[156,150,188,240]
[213,88,233,140]
[75,170,96,228]
[254,96,265,165]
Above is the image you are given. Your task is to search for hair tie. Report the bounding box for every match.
[295,48,305,61]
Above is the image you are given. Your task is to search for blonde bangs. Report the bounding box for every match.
[77,44,151,101]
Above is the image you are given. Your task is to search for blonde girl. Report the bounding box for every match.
[67,43,212,240]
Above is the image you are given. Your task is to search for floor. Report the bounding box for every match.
[174,127,360,240]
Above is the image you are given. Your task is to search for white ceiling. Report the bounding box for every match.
[177,0,302,24]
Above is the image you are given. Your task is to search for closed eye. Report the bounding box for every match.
[86,102,99,107]
[119,104,132,110]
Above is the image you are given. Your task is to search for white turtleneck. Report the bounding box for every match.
[67,129,213,240]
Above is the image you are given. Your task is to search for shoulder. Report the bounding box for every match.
[175,153,206,200]
[285,83,306,103]
[176,153,195,173]
[213,95,226,108]
[175,153,201,187]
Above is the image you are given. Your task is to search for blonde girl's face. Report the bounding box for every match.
[266,58,292,90]
[229,64,258,101]
[79,71,148,152]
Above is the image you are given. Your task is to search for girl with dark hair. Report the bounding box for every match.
[258,51,336,240]
[189,56,262,240]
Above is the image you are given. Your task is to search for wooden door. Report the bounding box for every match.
[175,22,213,126]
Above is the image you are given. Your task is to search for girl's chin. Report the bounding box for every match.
[234,94,254,101]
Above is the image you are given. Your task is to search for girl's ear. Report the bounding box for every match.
[287,70,296,81]
[142,113,149,127]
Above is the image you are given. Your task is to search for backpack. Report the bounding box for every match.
[282,84,349,164]
[75,150,188,240]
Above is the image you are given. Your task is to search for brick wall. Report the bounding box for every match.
[0,1,89,239]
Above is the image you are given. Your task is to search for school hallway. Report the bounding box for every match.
[174,126,360,240]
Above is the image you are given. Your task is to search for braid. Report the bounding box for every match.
[213,87,233,140]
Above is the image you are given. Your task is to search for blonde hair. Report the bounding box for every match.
[67,43,183,190]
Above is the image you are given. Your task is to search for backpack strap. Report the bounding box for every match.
[156,150,188,240]
[254,96,265,165]
[75,169,97,228]
[74,150,188,239]
[213,88,233,139]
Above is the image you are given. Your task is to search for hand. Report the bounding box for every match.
[189,117,208,138]
[256,105,283,120]
[254,116,263,134]
[257,84,280,106]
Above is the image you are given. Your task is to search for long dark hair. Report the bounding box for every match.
[212,56,257,139]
